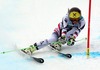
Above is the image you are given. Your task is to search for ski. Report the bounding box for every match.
[48,37,87,58]
[57,52,72,58]
[15,45,44,63]
[29,56,44,63]
[49,44,72,58]
[0,37,86,62]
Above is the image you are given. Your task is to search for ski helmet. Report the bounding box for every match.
[68,7,81,21]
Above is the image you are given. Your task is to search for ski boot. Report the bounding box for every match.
[50,36,67,51]
[50,41,62,51]
[21,43,38,55]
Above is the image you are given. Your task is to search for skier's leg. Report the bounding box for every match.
[36,26,62,51]
[36,32,59,49]
[21,23,62,54]
[21,32,59,55]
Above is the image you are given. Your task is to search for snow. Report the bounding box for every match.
[0,0,100,70]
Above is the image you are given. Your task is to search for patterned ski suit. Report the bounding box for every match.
[36,14,85,49]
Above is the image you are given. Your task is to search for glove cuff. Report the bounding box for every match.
[73,34,77,39]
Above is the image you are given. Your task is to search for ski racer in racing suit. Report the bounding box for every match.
[21,7,85,55]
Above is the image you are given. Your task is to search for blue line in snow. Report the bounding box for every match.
[44,52,100,59]
[73,52,100,58]
[58,52,100,58]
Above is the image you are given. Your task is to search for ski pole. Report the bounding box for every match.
[0,37,87,54]
[75,37,87,42]
[0,47,26,54]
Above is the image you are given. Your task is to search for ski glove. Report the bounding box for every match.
[61,33,66,40]
[67,37,75,46]
[60,33,66,44]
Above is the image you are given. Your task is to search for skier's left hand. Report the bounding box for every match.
[67,36,75,46]
[59,33,66,44]
[61,33,66,40]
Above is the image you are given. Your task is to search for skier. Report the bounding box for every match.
[21,7,85,55]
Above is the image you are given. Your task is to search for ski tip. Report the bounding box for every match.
[32,57,44,63]
[59,53,72,58]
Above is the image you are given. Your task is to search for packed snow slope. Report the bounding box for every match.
[0,0,100,70]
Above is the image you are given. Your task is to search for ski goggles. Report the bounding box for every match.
[69,11,81,21]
